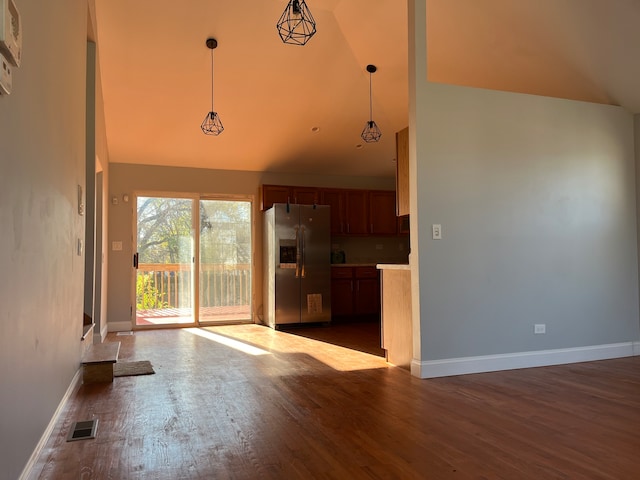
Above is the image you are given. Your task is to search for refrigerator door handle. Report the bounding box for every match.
[300,226,306,278]
[295,226,301,278]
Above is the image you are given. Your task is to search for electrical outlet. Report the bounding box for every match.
[534,324,546,334]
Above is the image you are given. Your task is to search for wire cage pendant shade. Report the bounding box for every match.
[361,64,381,143]
[201,38,224,136]
[201,111,223,135]
[277,0,316,46]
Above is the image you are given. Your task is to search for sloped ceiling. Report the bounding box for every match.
[94,0,640,179]
[427,0,640,111]
[95,0,408,178]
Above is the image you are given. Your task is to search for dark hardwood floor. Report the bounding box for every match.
[29,324,640,479]
[278,318,385,357]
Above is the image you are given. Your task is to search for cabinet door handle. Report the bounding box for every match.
[351,280,354,292]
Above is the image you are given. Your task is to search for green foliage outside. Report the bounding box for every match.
[136,273,168,310]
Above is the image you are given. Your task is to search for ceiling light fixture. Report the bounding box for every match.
[201,38,224,136]
[277,0,316,46]
[361,64,382,143]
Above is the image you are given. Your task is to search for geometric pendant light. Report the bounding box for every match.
[201,38,224,136]
[276,0,317,46]
[361,64,382,143]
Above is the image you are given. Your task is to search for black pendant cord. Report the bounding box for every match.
[368,72,373,123]
[210,47,214,113]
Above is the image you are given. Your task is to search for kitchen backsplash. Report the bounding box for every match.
[331,235,409,265]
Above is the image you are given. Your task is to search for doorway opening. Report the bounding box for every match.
[134,195,252,328]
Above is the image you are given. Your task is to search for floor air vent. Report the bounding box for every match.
[66,419,98,442]
[116,331,134,336]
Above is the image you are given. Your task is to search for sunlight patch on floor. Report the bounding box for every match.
[205,324,389,372]
[185,328,271,356]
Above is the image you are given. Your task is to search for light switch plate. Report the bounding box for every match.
[77,185,84,215]
[432,224,442,240]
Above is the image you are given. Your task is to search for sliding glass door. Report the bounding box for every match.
[198,199,252,323]
[135,196,194,326]
[134,195,252,328]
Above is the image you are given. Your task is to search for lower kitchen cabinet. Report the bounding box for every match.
[331,278,354,316]
[331,266,380,319]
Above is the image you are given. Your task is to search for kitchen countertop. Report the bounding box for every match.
[376,263,410,270]
[331,263,378,267]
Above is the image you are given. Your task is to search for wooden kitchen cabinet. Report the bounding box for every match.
[396,127,410,216]
[261,185,290,209]
[331,266,380,319]
[292,187,318,205]
[344,190,369,235]
[353,267,380,316]
[330,281,354,317]
[319,188,346,235]
[398,215,410,235]
[261,185,318,210]
[368,190,397,235]
[262,184,399,236]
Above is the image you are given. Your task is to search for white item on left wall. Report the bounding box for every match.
[0,0,22,67]
[0,50,11,94]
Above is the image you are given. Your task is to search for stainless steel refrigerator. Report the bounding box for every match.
[263,203,331,328]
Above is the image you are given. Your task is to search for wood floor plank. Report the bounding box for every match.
[28,325,640,479]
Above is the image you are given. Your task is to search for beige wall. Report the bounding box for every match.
[410,0,640,377]
[107,163,396,329]
[0,1,96,478]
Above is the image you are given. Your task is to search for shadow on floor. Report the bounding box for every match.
[278,318,385,357]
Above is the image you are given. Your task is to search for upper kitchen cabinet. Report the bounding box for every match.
[396,127,409,216]
[292,187,318,206]
[319,188,346,235]
[369,191,397,235]
[344,190,369,235]
[262,184,399,236]
[261,185,319,210]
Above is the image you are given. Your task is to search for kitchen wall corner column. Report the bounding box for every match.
[377,264,412,370]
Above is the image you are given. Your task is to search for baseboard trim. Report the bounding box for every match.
[94,322,109,343]
[412,342,638,379]
[108,321,133,332]
[19,368,82,480]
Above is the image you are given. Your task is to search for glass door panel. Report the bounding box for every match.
[135,196,194,326]
[199,199,252,323]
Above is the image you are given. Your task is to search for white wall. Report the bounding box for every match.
[0,1,89,478]
[409,0,640,377]
[107,163,395,330]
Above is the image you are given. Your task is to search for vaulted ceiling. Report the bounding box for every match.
[94,0,640,179]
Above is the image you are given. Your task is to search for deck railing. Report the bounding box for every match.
[137,263,251,310]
